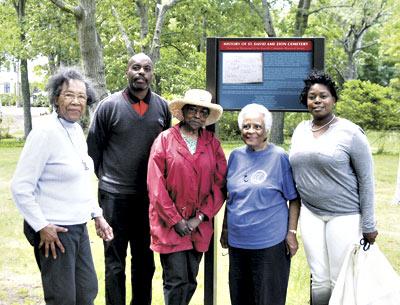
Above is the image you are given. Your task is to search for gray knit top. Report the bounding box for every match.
[289,118,376,233]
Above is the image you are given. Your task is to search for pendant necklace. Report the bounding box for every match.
[58,117,89,170]
[311,115,336,132]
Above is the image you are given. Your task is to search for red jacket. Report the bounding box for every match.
[147,125,227,254]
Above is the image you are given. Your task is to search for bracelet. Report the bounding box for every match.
[288,229,297,235]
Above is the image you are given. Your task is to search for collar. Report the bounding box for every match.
[123,88,151,104]
[52,111,76,128]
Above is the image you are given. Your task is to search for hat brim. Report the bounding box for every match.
[169,98,223,126]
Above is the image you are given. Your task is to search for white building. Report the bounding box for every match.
[0,61,19,95]
[0,56,48,106]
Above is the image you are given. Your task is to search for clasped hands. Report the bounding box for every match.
[39,216,113,259]
[174,217,202,237]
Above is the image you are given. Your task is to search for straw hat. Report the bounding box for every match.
[169,89,223,126]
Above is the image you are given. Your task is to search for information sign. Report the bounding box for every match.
[206,37,325,111]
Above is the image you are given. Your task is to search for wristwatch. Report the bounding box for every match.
[288,229,297,235]
[198,213,205,222]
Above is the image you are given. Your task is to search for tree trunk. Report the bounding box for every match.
[111,6,135,56]
[261,0,276,37]
[48,53,57,75]
[20,58,32,138]
[260,0,284,144]
[149,0,182,63]
[135,0,150,54]
[50,0,108,105]
[14,0,32,138]
[270,112,284,144]
[77,0,108,103]
[294,0,312,37]
[343,53,357,80]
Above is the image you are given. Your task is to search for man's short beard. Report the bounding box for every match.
[129,82,148,92]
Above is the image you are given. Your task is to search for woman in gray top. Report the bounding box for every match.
[289,70,378,305]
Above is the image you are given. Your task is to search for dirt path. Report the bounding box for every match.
[1,106,50,136]
[0,271,44,304]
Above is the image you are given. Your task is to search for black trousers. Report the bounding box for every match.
[26,223,98,305]
[228,241,290,305]
[99,189,155,305]
[160,250,203,305]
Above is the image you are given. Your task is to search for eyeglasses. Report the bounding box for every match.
[185,105,210,118]
[60,92,87,103]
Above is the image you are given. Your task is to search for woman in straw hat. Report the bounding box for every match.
[147,89,227,305]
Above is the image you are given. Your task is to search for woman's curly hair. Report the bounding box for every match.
[46,67,97,108]
[299,70,338,106]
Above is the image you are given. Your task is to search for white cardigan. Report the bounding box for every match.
[11,112,102,232]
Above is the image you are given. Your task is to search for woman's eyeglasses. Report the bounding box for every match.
[60,92,87,103]
[185,106,210,118]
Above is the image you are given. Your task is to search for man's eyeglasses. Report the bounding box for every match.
[185,105,210,118]
[60,92,87,103]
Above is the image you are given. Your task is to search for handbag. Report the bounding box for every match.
[329,241,400,305]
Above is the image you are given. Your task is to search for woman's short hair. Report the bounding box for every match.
[46,67,97,107]
[237,103,273,132]
[299,70,338,106]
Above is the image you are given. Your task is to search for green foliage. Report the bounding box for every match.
[217,111,240,141]
[336,80,400,130]
[31,93,48,107]
[0,116,15,139]
[157,48,206,98]
[0,0,399,134]
[0,2,21,55]
[284,112,311,137]
[0,94,18,106]
[28,2,80,68]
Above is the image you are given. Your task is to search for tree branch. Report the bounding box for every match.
[245,0,264,20]
[49,0,81,18]
[357,41,378,51]
[111,5,135,56]
[135,0,149,53]
[149,0,183,62]
[308,4,352,15]
[261,0,276,37]
[162,42,186,57]
[12,0,18,11]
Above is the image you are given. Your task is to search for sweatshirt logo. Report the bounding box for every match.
[250,170,268,184]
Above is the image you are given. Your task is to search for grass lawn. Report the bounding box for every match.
[0,133,399,305]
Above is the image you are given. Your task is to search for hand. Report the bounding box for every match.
[363,230,378,244]
[174,219,190,237]
[187,217,202,232]
[94,216,114,242]
[285,231,298,257]
[39,224,68,259]
[220,228,228,249]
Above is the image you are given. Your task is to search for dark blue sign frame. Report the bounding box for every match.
[206,37,325,112]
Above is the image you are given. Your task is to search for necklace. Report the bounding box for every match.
[311,115,336,132]
[58,117,89,170]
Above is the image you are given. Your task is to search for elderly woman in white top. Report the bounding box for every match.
[11,68,113,305]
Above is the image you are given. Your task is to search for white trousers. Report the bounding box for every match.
[300,204,361,305]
